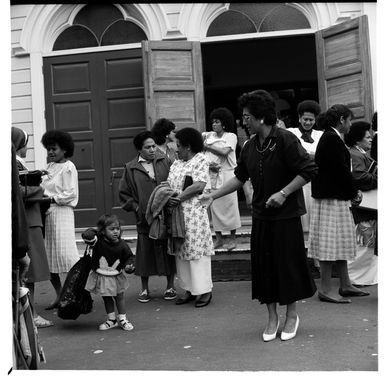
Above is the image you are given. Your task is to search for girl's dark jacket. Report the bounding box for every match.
[311,129,357,200]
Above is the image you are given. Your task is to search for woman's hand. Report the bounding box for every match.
[168,196,181,207]
[198,193,213,208]
[265,191,286,208]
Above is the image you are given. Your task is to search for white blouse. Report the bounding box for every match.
[41,160,79,207]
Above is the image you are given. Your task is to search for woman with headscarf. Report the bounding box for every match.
[12,126,53,327]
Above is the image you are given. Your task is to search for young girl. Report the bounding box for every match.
[83,214,135,331]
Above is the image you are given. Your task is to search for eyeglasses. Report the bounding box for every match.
[242,114,251,121]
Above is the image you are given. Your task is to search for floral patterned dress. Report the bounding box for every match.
[167,153,214,260]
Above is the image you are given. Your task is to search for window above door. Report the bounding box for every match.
[207,3,311,37]
[53,4,147,51]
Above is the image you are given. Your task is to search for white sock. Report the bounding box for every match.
[107,312,116,321]
[117,313,127,321]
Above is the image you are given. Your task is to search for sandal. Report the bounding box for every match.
[34,315,54,328]
[119,318,134,331]
[98,319,118,331]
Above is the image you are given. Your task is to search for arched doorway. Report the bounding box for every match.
[43,4,148,227]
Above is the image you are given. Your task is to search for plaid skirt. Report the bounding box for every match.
[308,199,357,261]
[44,204,79,273]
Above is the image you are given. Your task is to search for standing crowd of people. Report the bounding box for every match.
[12,88,377,342]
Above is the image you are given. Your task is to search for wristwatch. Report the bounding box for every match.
[279,189,287,198]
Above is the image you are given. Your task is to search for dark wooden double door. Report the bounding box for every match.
[43,49,145,227]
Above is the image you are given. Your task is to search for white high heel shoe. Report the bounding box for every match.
[281,315,299,341]
[262,320,280,342]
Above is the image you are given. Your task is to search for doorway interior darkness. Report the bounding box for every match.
[201,34,319,129]
[201,34,319,210]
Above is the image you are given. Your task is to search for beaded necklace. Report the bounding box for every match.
[255,138,276,154]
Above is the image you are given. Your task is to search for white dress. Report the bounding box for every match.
[287,128,323,233]
[40,160,79,273]
[203,132,241,232]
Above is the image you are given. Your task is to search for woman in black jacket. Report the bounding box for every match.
[308,105,369,303]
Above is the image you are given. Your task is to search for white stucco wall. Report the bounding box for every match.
[10,3,378,168]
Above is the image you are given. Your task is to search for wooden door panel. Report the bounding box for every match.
[99,49,145,225]
[53,101,92,131]
[44,54,105,227]
[105,58,143,89]
[51,62,91,94]
[142,41,206,131]
[316,15,373,121]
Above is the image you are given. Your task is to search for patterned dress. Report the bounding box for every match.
[167,153,214,260]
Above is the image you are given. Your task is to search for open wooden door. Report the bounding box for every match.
[316,15,373,121]
[142,41,206,131]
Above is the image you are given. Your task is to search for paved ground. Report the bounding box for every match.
[28,274,378,373]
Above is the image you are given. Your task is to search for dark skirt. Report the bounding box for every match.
[26,226,51,283]
[251,217,316,305]
[135,233,176,277]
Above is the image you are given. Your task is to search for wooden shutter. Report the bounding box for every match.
[316,15,373,121]
[142,41,206,131]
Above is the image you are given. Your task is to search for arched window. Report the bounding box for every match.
[207,3,310,37]
[53,4,147,51]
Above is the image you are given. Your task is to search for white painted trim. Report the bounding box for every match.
[29,52,46,169]
[43,42,142,57]
[201,28,315,44]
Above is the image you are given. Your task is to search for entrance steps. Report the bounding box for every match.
[74,217,313,281]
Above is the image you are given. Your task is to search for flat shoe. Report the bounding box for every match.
[195,292,212,308]
[318,292,351,304]
[338,288,370,297]
[34,315,54,328]
[175,291,195,305]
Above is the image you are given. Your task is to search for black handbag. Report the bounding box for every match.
[57,247,93,320]
[19,170,43,186]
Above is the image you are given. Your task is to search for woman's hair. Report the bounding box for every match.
[41,130,75,158]
[315,111,328,130]
[133,131,154,150]
[175,127,204,153]
[371,111,377,132]
[151,118,176,145]
[322,104,353,130]
[96,214,121,233]
[238,90,277,125]
[345,121,371,147]
[297,100,321,117]
[209,107,236,133]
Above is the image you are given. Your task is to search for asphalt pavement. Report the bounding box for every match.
[26,274,378,373]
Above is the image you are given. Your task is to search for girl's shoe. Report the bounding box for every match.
[98,319,118,331]
[119,318,134,331]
